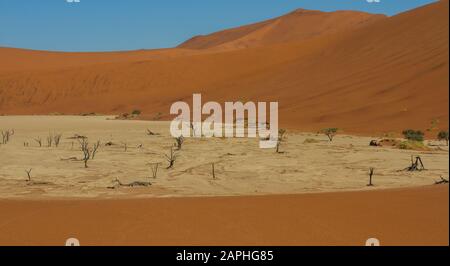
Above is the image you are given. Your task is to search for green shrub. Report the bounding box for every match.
[437,130,449,145]
[131,109,142,116]
[321,128,339,142]
[402,129,424,142]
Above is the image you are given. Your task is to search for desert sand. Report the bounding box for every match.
[0,116,448,199]
[0,186,447,246]
[0,116,448,246]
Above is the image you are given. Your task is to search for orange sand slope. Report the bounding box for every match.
[0,185,447,246]
[178,9,385,50]
[0,1,448,135]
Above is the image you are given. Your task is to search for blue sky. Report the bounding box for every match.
[0,0,437,52]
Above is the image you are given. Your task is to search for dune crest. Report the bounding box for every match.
[178,8,386,50]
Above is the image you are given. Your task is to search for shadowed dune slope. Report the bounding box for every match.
[0,1,448,135]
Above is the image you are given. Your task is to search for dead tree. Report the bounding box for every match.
[1,129,14,144]
[276,129,287,153]
[165,147,177,169]
[175,136,184,150]
[77,139,100,167]
[367,168,375,186]
[278,129,286,141]
[25,169,32,182]
[212,163,216,180]
[435,176,449,185]
[148,163,161,179]
[34,137,42,147]
[92,140,100,159]
[321,128,338,142]
[53,133,63,147]
[122,142,128,152]
[404,156,426,171]
[79,139,91,168]
[46,133,53,147]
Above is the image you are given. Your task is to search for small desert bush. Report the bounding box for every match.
[132,109,142,116]
[437,130,449,145]
[402,129,424,142]
[398,140,427,151]
[321,128,338,141]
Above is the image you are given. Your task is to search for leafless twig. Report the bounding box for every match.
[25,169,32,182]
[165,147,177,169]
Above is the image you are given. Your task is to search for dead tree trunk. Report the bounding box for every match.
[367,168,374,186]
[25,169,32,182]
[165,147,177,169]
[149,163,160,179]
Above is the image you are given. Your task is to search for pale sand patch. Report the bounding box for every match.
[0,116,448,199]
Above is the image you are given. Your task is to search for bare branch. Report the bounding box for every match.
[25,169,32,182]
[34,137,42,147]
[148,163,161,179]
[165,147,177,169]
[53,133,63,147]
[175,136,184,150]
[1,129,14,144]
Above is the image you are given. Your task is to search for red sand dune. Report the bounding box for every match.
[178,9,385,50]
[0,0,448,135]
[0,185,447,246]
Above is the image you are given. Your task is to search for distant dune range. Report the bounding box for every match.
[0,0,448,135]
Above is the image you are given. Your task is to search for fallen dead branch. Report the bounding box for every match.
[27,181,53,186]
[435,176,449,185]
[146,129,160,136]
[67,134,87,140]
[403,156,426,171]
[108,178,152,189]
[60,157,79,161]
